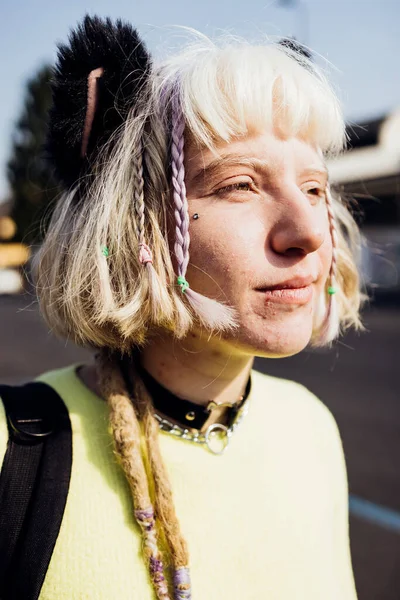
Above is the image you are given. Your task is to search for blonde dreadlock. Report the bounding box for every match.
[132,364,191,599]
[95,350,191,600]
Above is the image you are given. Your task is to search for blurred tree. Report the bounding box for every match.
[7,65,60,244]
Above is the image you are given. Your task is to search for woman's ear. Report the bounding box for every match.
[46,14,152,189]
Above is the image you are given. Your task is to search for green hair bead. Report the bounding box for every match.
[101,245,109,257]
[177,275,190,293]
[328,286,337,295]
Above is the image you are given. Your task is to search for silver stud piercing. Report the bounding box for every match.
[192,213,199,220]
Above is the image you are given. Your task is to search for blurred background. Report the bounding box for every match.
[0,1,399,598]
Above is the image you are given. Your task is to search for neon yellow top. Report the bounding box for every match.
[0,364,358,599]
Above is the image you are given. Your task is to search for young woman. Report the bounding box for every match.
[1,15,362,600]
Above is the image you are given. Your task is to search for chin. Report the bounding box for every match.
[229,314,314,358]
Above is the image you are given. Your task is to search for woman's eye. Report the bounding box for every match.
[308,188,321,195]
[305,187,325,199]
[216,181,252,195]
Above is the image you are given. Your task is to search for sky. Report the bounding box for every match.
[1,0,399,201]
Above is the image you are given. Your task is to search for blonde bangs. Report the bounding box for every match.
[156,39,346,156]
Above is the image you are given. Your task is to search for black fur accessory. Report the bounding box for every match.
[279,37,312,61]
[46,15,151,188]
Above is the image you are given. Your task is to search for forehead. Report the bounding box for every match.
[185,129,326,184]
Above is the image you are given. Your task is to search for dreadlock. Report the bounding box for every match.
[95,350,191,599]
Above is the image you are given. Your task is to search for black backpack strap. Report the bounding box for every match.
[0,381,72,600]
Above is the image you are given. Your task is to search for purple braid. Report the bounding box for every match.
[166,86,236,330]
[171,93,190,277]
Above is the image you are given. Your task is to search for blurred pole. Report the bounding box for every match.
[277,0,309,46]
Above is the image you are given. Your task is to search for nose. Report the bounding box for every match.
[268,187,326,257]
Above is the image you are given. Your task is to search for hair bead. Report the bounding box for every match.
[174,567,192,599]
[177,275,189,293]
[139,242,153,265]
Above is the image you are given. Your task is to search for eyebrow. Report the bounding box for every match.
[188,153,328,188]
[188,154,264,187]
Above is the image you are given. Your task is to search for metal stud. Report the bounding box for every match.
[185,411,196,421]
[192,213,199,220]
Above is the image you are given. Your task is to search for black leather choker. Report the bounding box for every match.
[120,356,251,431]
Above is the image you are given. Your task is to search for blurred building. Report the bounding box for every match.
[327,110,400,298]
[0,202,30,294]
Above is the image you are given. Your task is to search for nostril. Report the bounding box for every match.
[284,247,306,257]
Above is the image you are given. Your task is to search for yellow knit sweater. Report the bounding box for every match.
[0,365,358,599]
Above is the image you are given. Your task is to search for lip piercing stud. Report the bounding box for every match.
[192,213,199,220]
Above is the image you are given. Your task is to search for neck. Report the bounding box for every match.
[140,330,253,429]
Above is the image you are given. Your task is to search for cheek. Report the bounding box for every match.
[187,207,264,289]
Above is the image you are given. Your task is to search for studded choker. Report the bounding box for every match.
[120,356,251,455]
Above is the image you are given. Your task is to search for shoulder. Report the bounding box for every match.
[250,368,344,453]
[1,363,109,473]
[249,370,349,494]
[0,362,101,450]
[35,363,105,414]
[34,363,87,392]
[0,364,82,454]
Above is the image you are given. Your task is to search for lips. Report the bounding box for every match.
[256,276,316,305]
[257,275,316,292]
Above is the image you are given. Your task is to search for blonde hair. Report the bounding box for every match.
[34,35,363,350]
[34,29,366,598]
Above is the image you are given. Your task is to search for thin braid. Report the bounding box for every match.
[171,95,190,276]
[132,143,174,321]
[132,145,153,265]
[169,91,236,331]
[132,148,146,246]
[132,366,192,600]
[318,186,340,343]
[326,187,339,290]
[95,351,171,600]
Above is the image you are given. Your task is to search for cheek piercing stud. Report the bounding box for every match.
[192,213,199,220]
